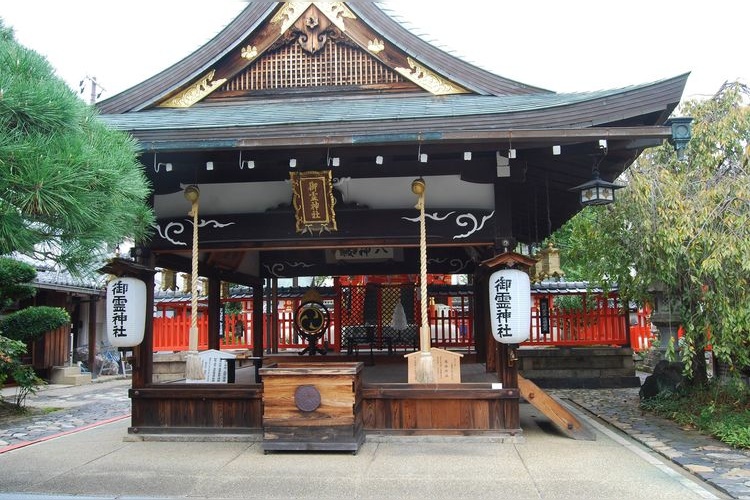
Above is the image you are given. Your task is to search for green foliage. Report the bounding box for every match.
[0,335,44,408]
[0,256,67,343]
[665,337,677,363]
[553,294,597,312]
[0,306,70,342]
[0,20,155,274]
[641,378,750,448]
[554,82,750,385]
[0,257,37,310]
[223,301,242,315]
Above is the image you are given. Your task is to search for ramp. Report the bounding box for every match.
[518,374,596,441]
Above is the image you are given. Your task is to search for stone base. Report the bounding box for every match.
[50,365,91,386]
[152,352,187,383]
[518,347,640,388]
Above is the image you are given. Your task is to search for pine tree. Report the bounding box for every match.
[0,20,154,275]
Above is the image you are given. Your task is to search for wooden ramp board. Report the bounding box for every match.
[518,374,596,441]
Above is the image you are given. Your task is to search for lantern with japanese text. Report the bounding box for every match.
[488,268,531,344]
[106,277,147,347]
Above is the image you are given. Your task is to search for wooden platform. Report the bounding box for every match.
[128,360,521,440]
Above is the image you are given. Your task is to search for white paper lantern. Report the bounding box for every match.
[488,268,531,344]
[106,277,147,347]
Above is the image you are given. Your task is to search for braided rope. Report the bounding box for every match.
[189,200,199,351]
[417,192,430,353]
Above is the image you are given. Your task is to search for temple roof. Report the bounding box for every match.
[98,2,551,115]
[100,74,688,151]
[92,1,689,278]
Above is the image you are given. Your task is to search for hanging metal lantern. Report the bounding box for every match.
[570,170,624,206]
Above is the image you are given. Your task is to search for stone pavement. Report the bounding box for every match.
[0,375,749,498]
[0,377,131,450]
[556,387,750,500]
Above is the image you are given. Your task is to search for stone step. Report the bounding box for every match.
[50,365,91,386]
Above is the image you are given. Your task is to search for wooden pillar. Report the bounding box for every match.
[207,276,221,351]
[334,278,342,352]
[473,270,488,365]
[99,257,156,389]
[496,344,519,389]
[252,282,264,358]
[493,180,515,253]
[137,261,155,388]
[271,279,279,354]
[87,297,98,380]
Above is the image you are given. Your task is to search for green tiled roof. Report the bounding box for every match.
[98,79,669,132]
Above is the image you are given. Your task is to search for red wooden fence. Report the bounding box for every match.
[153,289,652,353]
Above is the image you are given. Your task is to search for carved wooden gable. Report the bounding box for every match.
[158,2,467,108]
[218,34,415,95]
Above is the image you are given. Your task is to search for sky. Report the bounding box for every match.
[1,1,748,105]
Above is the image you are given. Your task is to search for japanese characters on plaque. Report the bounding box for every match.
[335,247,394,261]
[106,277,147,347]
[488,268,531,344]
[290,170,338,235]
[539,297,551,335]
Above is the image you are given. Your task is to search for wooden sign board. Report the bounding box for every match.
[290,170,337,235]
[406,348,463,384]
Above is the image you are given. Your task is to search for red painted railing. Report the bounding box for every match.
[152,289,649,353]
[629,306,655,352]
[153,313,254,351]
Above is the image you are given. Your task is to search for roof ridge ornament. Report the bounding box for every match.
[272,2,356,34]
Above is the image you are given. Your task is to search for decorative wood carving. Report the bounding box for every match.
[315,2,357,31]
[395,58,467,95]
[291,5,337,54]
[270,2,355,36]
[367,39,385,54]
[241,45,258,61]
[270,2,309,34]
[159,70,227,108]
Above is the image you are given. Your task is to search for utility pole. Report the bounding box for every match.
[78,75,105,104]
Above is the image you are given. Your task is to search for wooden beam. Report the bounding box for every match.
[154,254,262,287]
[518,374,596,441]
[137,126,673,151]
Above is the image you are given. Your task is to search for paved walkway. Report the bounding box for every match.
[0,377,131,450]
[0,374,748,499]
[556,387,750,500]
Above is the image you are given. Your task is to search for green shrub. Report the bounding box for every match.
[641,378,750,449]
[0,257,37,310]
[0,306,70,342]
[0,335,44,407]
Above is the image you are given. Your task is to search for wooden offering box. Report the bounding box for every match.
[259,362,364,453]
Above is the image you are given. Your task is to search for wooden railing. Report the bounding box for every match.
[153,314,254,351]
[527,305,628,347]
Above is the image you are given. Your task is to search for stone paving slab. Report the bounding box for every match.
[555,387,750,500]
